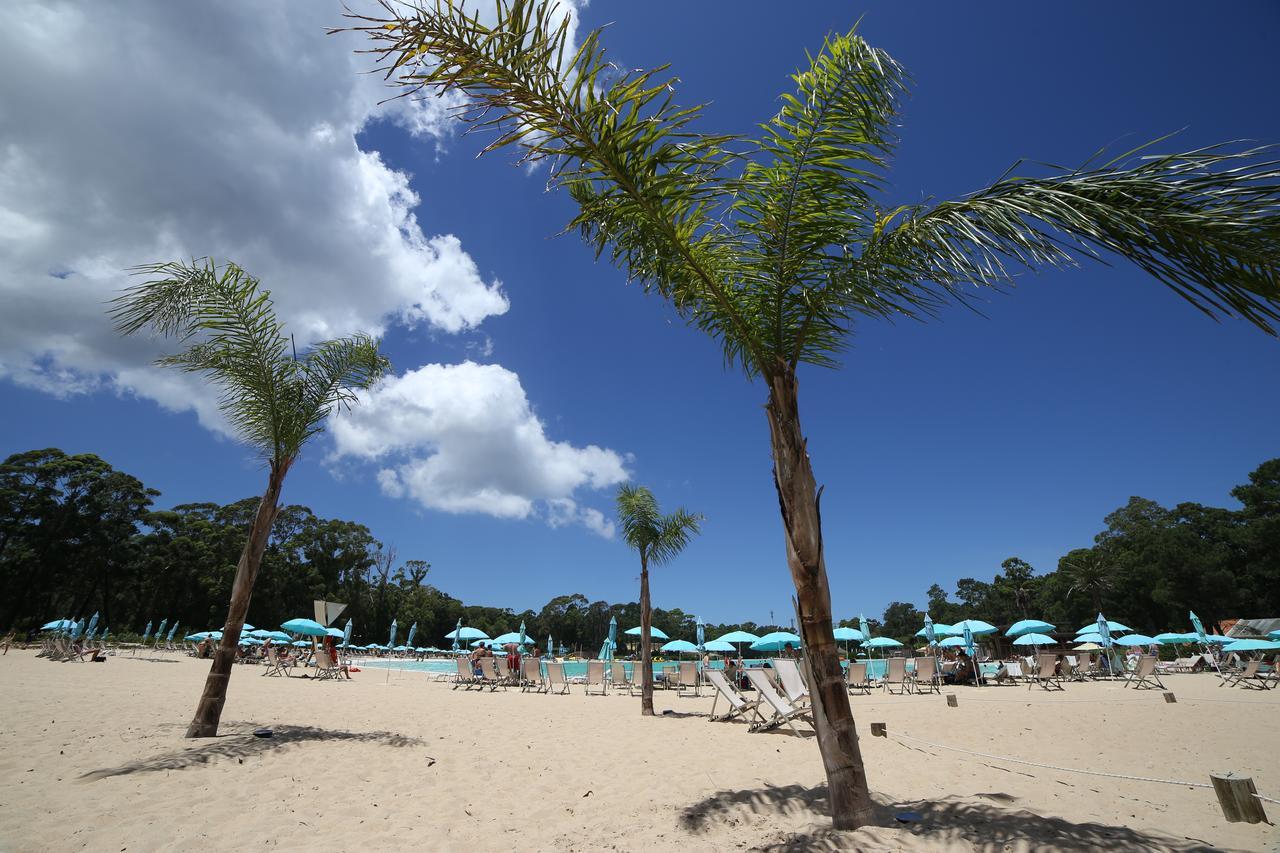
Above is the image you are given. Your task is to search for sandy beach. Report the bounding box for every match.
[1,650,1277,852]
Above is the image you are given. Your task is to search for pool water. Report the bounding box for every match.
[356,658,1001,680]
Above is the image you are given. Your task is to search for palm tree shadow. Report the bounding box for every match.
[679,783,1227,852]
[78,722,423,781]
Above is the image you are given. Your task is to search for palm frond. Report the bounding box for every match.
[294,335,392,452]
[648,507,703,567]
[615,483,702,565]
[853,142,1280,332]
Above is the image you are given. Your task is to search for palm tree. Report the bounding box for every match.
[112,259,390,737]
[615,485,702,716]
[347,2,1280,828]
[1063,552,1114,614]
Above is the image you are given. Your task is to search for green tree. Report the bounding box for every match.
[1060,549,1113,615]
[615,484,702,716]
[112,259,389,737]
[351,2,1280,826]
[879,601,923,641]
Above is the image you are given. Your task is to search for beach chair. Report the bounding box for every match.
[770,659,809,706]
[882,658,909,694]
[1060,656,1084,682]
[675,661,701,697]
[520,658,546,693]
[1220,659,1261,688]
[705,669,763,724]
[452,657,478,690]
[584,660,608,696]
[744,669,813,736]
[845,661,871,694]
[1028,653,1064,691]
[1235,658,1276,691]
[609,661,634,696]
[477,657,504,691]
[262,646,293,677]
[1124,654,1165,690]
[494,657,510,683]
[545,661,571,695]
[992,661,1023,684]
[911,657,941,694]
[313,648,342,681]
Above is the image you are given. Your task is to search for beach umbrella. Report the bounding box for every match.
[451,618,462,651]
[1077,619,1130,635]
[662,639,699,654]
[291,640,310,647]
[265,630,291,642]
[603,616,617,661]
[492,632,530,645]
[69,620,82,641]
[342,619,353,648]
[518,620,530,651]
[922,615,937,647]
[1012,633,1056,646]
[167,622,180,642]
[1113,634,1158,647]
[281,618,327,637]
[937,636,967,648]
[1189,610,1208,645]
[1006,619,1055,638]
[247,628,271,639]
[155,619,168,642]
[1153,632,1193,645]
[324,627,344,639]
[240,637,263,646]
[1270,630,1280,641]
[387,619,397,649]
[858,614,870,644]
[42,619,71,631]
[241,623,255,632]
[1203,635,1232,644]
[625,625,669,640]
[962,623,976,656]
[1074,641,1103,651]
[953,619,998,636]
[546,634,553,658]
[714,630,761,644]
[750,631,802,652]
[702,639,736,653]
[406,622,417,649]
[85,612,100,639]
[833,626,865,642]
[445,626,489,642]
[1222,639,1280,653]
[864,637,904,649]
[1075,632,1105,644]
[209,630,223,640]
[915,622,960,637]
[696,617,705,653]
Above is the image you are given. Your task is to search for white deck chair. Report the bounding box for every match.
[992,661,1023,684]
[676,661,701,697]
[705,669,763,724]
[744,669,813,736]
[912,657,941,694]
[1029,653,1064,691]
[846,661,871,694]
[452,657,478,689]
[545,661,571,694]
[882,658,909,694]
[477,657,504,690]
[609,661,634,695]
[312,648,342,681]
[1220,658,1261,688]
[770,659,809,706]
[1125,654,1165,690]
[584,660,608,695]
[262,646,292,677]
[520,658,546,692]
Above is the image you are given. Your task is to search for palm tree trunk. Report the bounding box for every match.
[184,459,290,738]
[765,368,875,830]
[639,552,655,716]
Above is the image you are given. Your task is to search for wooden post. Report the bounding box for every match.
[1162,691,1177,703]
[946,693,958,707]
[1210,772,1267,823]
[870,722,887,737]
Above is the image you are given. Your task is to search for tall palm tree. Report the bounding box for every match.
[1063,552,1115,614]
[347,1,1280,828]
[615,484,702,716]
[112,259,390,737]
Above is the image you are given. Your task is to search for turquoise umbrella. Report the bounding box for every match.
[1075,632,1105,643]
[662,640,699,654]
[492,632,530,645]
[388,619,397,649]
[1189,611,1208,644]
[833,626,864,642]
[922,616,937,647]
[445,626,489,642]
[953,619,998,636]
[1012,632,1056,646]
[406,622,417,649]
[1077,619,1130,634]
[695,617,705,652]
[1270,630,1280,641]
[167,622,180,642]
[1222,639,1280,653]
[280,618,327,637]
[625,625,669,640]
[858,614,870,643]
[342,619,353,648]
[751,631,802,652]
[1154,632,1196,644]
[452,618,462,651]
[703,640,736,653]
[545,634,553,658]
[518,620,530,651]
[85,612,100,639]
[1113,634,1158,647]
[1006,619,1055,637]
[154,619,168,643]
[325,627,344,639]
[937,636,967,648]
[864,637,903,650]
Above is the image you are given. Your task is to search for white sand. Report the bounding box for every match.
[1,650,1277,852]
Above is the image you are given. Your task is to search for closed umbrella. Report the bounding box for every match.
[858,614,870,645]
[154,619,168,645]
[342,619,353,648]
[406,622,417,649]
[963,623,981,684]
[546,634,554,659]
[452,618,463,651]
[388,619,397,650]
[518,620,529,651]
[696,617,705,653]
[167,622,180,642]
[85,612,100,639]
[603,616,617,661]
[923,615,937,647]
[1189,610,1208,644]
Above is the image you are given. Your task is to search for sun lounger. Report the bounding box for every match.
[1028,653,1064,691]
[911,657,941,694]
[313,648,342,681]
[609,661,634,695]
[992,661,1023,684]
[452,657,479,689]
[882,657,909,694]
[545,661,571,694]
[1235,658,1277,691]
[262,646,293,677]
[520,658,546,692]
[676,661,702,697]
[845,661,871,694]
[584,660,608,695]
[744,669,813,736]
[477,657,504,690]
[770,659,808,706]
[1221,659,1261,688]
[1124,654,1165,690]
[706,669,763,724]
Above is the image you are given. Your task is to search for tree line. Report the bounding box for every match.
[3,447,1277,647]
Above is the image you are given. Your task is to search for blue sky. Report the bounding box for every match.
[3,2,1278,627]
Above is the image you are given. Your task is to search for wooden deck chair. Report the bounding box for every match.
[705,669,763,724]
[912,657,941,694]
[744,669,813,736]
[477,657,504,691]
[262,646,292,677]
[1220,659,1261,688]
[545,661,571,694]
[770,659,809,706]
[1029,653,1064,691]
[1124,654,1165,690]
[520,658,546,692]
[882,658,909,694]
[845,661,871,694]
[676,661,701,697]
[609,661,634,695]
[452,657,478,689]
[584,660,608,695]
[1236,658,1276,691]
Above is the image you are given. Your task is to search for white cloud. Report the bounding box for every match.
[0,1,536,430]
[330,362,627,536]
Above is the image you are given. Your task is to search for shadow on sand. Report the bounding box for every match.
[679,782,1225,852]
[79,722,423,781]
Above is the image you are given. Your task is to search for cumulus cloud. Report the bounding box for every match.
[0,1,525,430]
[330,362,627,536]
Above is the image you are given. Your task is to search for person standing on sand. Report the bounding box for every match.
[1,632,15,654]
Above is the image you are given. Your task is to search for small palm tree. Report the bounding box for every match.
[348,1,1280,828]
[1063,552,1114,614]
[112,259,390,737]
[615,484,702,716]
